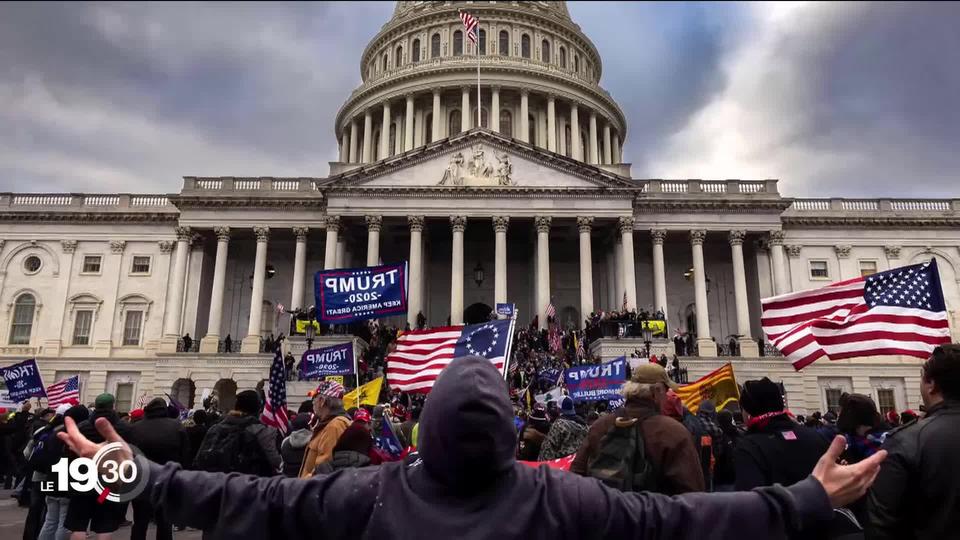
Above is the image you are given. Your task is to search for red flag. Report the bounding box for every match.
[519,453,575,471]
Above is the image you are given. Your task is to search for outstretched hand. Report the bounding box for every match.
[57,416,133,464]
[812,435,886,508]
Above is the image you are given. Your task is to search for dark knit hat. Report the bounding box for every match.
[739,378,784,416]
[837,393,881,434]
[64,404,90,423]
[235,390,262,416]
[290,414,311,431]
[560,396,576,417]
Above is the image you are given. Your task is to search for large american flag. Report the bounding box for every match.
[387,319,516,393]
[260,348,289,435]
[459,9,479,44]
[45,376,80,407]
[761,259,951,370]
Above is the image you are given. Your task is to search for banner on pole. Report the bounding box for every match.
[315,262,408,324]
[0,359,47,403]
[300,342,355,379]
[563,356,628,402]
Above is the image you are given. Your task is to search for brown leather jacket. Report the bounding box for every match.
[570,399,705,494]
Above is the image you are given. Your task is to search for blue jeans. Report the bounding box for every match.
[38,496,69,540]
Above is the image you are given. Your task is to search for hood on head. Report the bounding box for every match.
[418,356,516,490]
[144,398,169,418]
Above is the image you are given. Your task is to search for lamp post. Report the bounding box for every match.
[473,261,485,287]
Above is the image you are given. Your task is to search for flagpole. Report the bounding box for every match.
[476,30,481,130]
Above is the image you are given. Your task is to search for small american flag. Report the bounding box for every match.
[545,302,556,321]
[622,291,628,312]
[761,259,951,370]
[260,348,290,435]
[459,9,479,44]
[45,376,80,407]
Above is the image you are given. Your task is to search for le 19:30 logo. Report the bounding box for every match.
[42,442,151,503]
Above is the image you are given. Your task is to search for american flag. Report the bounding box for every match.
[545,302,556,321]
[459,9,479,44]
[622,291,628,312]
[45,376,80,407]
[260,348,290,435]
[387,319,516,393]
[761,259,951,370]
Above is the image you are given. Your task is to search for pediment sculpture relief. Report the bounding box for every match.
[439,144,514,186]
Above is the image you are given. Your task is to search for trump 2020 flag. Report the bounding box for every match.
[0,359,46,403]
[762,259,951,370]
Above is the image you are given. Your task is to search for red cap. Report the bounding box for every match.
[129,408,144,420]
[353,408,372,424]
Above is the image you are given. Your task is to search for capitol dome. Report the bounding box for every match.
[334,1,627,169]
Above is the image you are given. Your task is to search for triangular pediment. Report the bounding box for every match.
[321,129,638,191]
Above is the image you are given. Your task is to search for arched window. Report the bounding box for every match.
[389,123,397,156]
[449,110,461,135]
[472,107,488,128]
[499,110,513,137]
[425,112,433,143]
[453,30,463,56]
[541,39,550,63]
[478,29,486,55]
[499,30,509,56]
[412,39,421,62]
[9,293,35,345]
[580,131,588,158]
[431,33,441,58]
[373,130,381,161]
[521,34,531,58]
[574,54,579,73]
[565,125,572,157]
[559,46,567,68]
[528,115,536,145]
[395,45,403,67]
[382,53,388,71]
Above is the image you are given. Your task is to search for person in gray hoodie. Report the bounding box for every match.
[280,415,312,478]
[58,356,886,540]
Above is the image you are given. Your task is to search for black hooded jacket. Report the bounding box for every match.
[128,398,191,466]
[141,356,834,539]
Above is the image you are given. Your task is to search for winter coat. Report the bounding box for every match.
[313,450,372,475]
[867,399,960,540]
[298,414,350,478]
[140,356,835,539]
[538,415,587,461]
[280,428,312,478]
[184,423,209,468]
[128,400,191,466]
[207,413,282,474]
[734,414,830,491]
[519,425,547,461]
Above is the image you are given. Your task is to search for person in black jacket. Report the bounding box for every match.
[279,415,311,478]
[867,344,960,540]
[57,356,888,540]
[35,405,89,540]
[128,398,190,540]
[734,377,830,491]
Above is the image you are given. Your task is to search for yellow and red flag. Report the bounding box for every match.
[675,363,740,415]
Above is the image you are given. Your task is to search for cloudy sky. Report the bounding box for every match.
[1,1,957,197]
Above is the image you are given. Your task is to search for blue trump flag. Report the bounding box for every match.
[300,342,354,379]
[315,262,408,324]
[0,359,47,403]
[563,356,628,403]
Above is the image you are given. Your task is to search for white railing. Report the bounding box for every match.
[12,195,71,206]
[890,200,950,211]
[83,195,120,206]
[272,180,299,191]
[196,179,222,190]
[841,200,879,211]
[700,182,727,194]
[739,181,765,193]
[130,196,169,206]
[661,181,689,194]
[792,200,831,211]
[234,179,261,190]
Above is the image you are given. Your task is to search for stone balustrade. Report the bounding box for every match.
[182,177,319,194]
[789,198,960,213]
[1,193,172,209]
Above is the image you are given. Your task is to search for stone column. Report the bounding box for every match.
[404,94,415,152]
[588,111,599,164]
[570,102,581,161]
[450,216,466,325]
[480,216,505,310]
[407,216,424,328]
[546,94,557,152]
[161,226,192,348]
[365,215,382,266]
[291,227,309,311]
[690,229,717,356]
[432,90,441,142]
[339,131,348,162]
[349,119,359,163]
[535,216,551,328]
[612,133,621,164]
[650,229,668,319]
[614,236,625,310]
[199,227,230,353]
[729,230,758,357]
[393,115,403,155]
[558,115,567,156]
[323,216,339,270]
[362,109,373,162]
[519,89,530,143]
[491,86,501,133]
[606,244,616,310]
[241,226,270,353]
[460,86,470,132]
[380,101,391,159]
[769,230,789,295]
[577,217,594,326]
[336,237,347,269]
[619,217,637,311]
[602,123,612,164]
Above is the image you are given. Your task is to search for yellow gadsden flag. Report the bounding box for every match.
[675,363,740,415]
[343,376,384,408]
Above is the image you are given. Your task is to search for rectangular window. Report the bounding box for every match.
[122,311,143,346]
[825,388,842,414]
[876,388,897,415]
[115,383,134,413]
[809,260,829,279]
[131,256,151,274]
[72,310,93,346]
[859,260,878,277]
[82,255,102,274]
[9,302,34,345]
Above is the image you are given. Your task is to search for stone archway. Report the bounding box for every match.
[463,302,493,325]
[170,378,196,409]
[683,303,697,336]
[560,305,579,330]
[213,378,237,413]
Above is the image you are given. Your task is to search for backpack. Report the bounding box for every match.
[193,416,272,476]
[586,413,657,492]
[27,426,61,474]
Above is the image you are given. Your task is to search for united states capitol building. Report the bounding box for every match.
[1,1,957,414]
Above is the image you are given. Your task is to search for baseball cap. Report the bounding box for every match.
[94,393,115,410]
[630,363,680,391]
[314,380,346,400]
[54,404,71,416]
[353,408,372,424]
